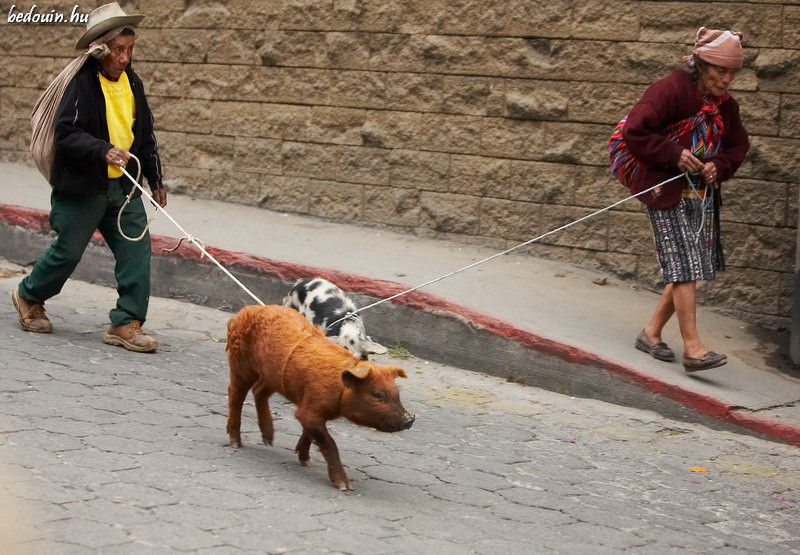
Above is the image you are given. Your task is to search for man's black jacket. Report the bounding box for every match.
[52,59,164,196]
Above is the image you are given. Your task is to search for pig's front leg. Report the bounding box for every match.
[313,426,349,491]
[296,408,350,490]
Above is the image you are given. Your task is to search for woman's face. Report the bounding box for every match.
[696,61,738,96]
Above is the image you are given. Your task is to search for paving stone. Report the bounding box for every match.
[170,485,260,511]
[126,520,223,551]
[384,533,468,554]
[36,461,120,489]
[112,467,200,492]
[488,502,574,526]
[60,406,129,426]
[316,511,404,539]
[0,415,35,434]
[6,478,95,504]
[400,511,498,544]
[360,463,440,487]
[15,539,93,555]
[3,443,74,470]
[61,498,156,526]
[6,430,84,452]
[97,541,181,555]
[557,521,651,550]
[431,467,514,491]
[98,421,166,442]
[45,517,132,550]
[152,502,246,531]
[56,449,139,472]
[8,498,71,523]
[29,379,94,398]
[80,435,158,456]
[423,482,506,508]
[634,524,734,551]
[497,486,584,513]
[299,528,399,554]
[90,481,177,509]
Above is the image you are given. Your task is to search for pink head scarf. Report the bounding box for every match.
[687,27,744,69]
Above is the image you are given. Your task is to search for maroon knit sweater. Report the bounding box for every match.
[621,69,749,208]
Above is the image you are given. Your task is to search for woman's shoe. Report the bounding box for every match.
[683,351,727,372]
[635,330,675,362]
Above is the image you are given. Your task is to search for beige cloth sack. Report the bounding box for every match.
[29,27,128,182]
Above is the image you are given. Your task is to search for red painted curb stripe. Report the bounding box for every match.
[0,204,51,231]
[725,410,800,447]
[2,202,798,447]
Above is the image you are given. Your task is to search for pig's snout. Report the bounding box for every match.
[403,413,415,430]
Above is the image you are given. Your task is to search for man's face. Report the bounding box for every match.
[100,35,135,81]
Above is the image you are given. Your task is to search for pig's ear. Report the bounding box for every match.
[386,365,407,379]
[342,364,371,388]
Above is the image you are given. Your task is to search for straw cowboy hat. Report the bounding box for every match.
[75,2,144,50]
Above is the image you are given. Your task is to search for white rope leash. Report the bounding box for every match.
[326,172,690,331]
[115,155,685,319]
[116,154,266,306]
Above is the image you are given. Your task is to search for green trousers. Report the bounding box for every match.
[19,178,152,327]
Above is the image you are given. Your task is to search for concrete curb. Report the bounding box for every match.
[1,202,798,447]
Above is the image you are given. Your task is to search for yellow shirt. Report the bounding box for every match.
[99,71,135,178]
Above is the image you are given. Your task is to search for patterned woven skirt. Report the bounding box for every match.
[646,186,725,283]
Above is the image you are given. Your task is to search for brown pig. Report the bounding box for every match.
[226,304,415,490]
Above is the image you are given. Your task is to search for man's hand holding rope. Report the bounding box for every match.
[105,146,130,167]
[108,147,167,207]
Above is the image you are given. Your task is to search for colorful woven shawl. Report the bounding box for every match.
[608,91,730,188]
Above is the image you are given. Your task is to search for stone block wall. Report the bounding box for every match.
[1,0,798,327]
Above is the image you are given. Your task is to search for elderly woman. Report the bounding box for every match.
[609,27,750,372]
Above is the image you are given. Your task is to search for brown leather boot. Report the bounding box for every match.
[103,320,158,353]
[11,289,53,333]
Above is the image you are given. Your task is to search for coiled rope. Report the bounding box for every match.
[325,172,692,331]
[116,154,266,306]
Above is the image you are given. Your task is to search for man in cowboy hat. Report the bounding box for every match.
[12,2,167,353]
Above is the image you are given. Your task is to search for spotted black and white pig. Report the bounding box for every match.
[282,277,388,360]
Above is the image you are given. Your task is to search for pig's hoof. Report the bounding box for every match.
[300,460,310,467]
[335,481,350,491]
[261,436,273,446]
[229,438,242,448]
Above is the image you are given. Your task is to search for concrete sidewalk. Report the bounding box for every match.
[1,161,799,446]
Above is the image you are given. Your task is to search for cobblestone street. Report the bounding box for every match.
[1,271,799,554]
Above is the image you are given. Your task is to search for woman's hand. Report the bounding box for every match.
[677,149,704,174]
[700,162,718,185]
